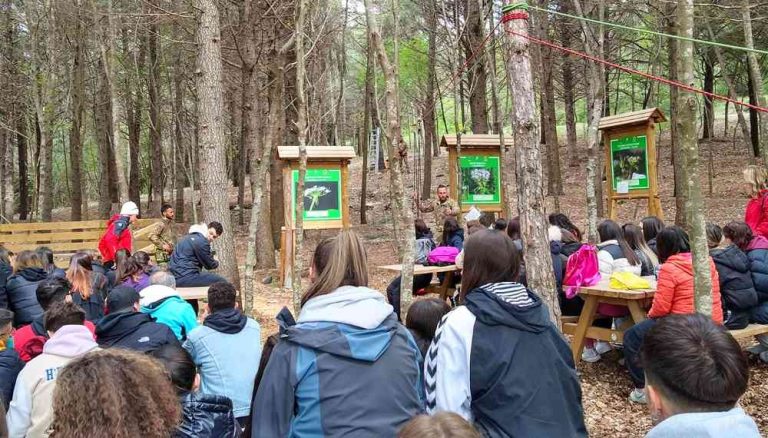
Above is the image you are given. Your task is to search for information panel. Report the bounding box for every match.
[459,155,501,204]
[291,169,342,221]
[610,134,649,191]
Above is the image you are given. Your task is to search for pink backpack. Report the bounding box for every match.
[428,246,460,265]
[563,244,601,299]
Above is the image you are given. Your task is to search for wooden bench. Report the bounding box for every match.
[377,264,460,302]
[729,324,768,342]
[0,218,157,265]
[176,287,209,301]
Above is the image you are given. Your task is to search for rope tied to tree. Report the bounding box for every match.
[502,2,530,23]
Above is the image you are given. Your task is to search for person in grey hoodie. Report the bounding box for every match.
[642,314,760,438]
[250,231,424,437]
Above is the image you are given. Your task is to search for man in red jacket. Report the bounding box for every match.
[98,201,139,267]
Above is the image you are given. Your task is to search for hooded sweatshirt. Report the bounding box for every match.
[744,188,768,239]
[6,268,49,327]
[139,285,198,340]
[250,286,424,437]
[711,244,759,313]
[13,317,96,362]
[649,253,723,323]
[98,214,132,264]
[6,325,99,438]
[746,235,768,302]
[645,407,760,438]
[424,283,587,437]
[96,310,179,353]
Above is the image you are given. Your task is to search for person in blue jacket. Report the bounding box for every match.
[0,309,23,409]
[0,246,13,309]
[140,271,198,341]
[6,251,48,327]
[250,231,424,437]
[169,222,226,288]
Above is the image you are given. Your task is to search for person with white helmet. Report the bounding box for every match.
[98,201,139,269]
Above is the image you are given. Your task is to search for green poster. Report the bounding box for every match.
[610,135,649,191]
[292,169,342,221]
[459,156,501,204]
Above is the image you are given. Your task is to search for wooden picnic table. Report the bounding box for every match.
[377,264,459,302]
[176,287,209,301]
[561,278,656,364]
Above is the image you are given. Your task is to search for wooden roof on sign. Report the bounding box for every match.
[598,108,667,130]
[440,134,514,149]
[277,146,356,160]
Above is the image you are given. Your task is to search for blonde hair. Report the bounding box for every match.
[398,413,482,438]
[743,165,767,197]
[13,250,42,273]
[302,231,368,306]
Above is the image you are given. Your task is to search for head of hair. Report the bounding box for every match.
[414,219,430,236]
[743,164,767,197]
[13,250,42,273]
[161,204,173,214]
[548,213,582,241]
[208,221,223,237]
[0,308,13,330]
[656,226,691,263]
[461,230,520,302]
[560,229,580,245]
[722,221,753,251]
[506,216,521,241]
[437,184,447,190]
[0,245,11,266]
[116,257,143,284]
[641,216,665,243]
[36,278,72,310]
[49,349,181,438]
[493,218,508,231]
[113,248,131,269]
[623,223,659,266]
[467,224,486,236]
[398,412,482,438]
[598,220,640,265]
[36,246,55,271]
[478,212,495,228]
[66,252,94,299]
[207,282,237,313]
[441,218,460,244]
[151,343,196,394]
[706,223,724,249]
[302,231,368,307]
[131,251,154,275]
[44,301,85,333]
[406,298,451,357]
[150,270,176,288]
[640,314,749,414]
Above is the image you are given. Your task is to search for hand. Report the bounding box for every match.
[163,243,172,253]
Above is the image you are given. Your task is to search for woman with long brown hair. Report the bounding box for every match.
[66,252,110,321]
[117,252,153,292]
[250,231,423,437]
[6,251,48,327]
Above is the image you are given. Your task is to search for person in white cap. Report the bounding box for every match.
[98,201,139,268]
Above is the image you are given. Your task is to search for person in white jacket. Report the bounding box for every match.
[6,302,99,438]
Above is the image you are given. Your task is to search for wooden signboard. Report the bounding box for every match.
[440,134,513,215]
[277,146,354,287]
[599,108,666,220]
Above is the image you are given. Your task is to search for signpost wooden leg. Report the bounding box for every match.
[280,227,295,289]
[572,295,599,364]
[439,271,454,303]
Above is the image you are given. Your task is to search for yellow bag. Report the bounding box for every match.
[609,272,651,290]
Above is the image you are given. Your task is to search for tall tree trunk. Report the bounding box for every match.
[292,0,309,312]
[240,0,257,229]
[559,10,579,169]
[422,0,438,200]
[465,0,489,133]
[69,0,86,221]
[677,0,711,315]
[125,27,143,207]
[702,50,715,140]
[742,0,768,166]
[148,11,163,215]
[196,0,240,288]
[502,10,560,326]
[668,6,687,227]
[17,114,29,220]
[748,74,761,158]
[361,33,374,225]
[173,70,185,222]
[95,56,112,217]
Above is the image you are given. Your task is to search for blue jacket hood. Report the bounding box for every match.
[141,294,188,312]
[464,283,550,333]
[646,407,760,438]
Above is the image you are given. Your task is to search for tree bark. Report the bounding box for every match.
[702,50,714,140]
[95,55,112,218]
[742,0,768,166]
[69,0,86,221]
[502,12,560,326]
[422,0,438,200]
[195,0,240,288]
[17,114,29,221]
[125,27,143,207]
[173,69,185,222]
[148,10,163,215]
[465,0,489,133]
[667,5,687,228]
[361,32,374,225]
[559,8,579,169]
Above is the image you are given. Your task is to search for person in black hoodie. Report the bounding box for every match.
[386,219,437,320]
[0,308,23,409]
[152,343,241,438]
[715,222,761,330]
[36,246,66,279]
[6,251,49,327]
[95,286,179,353]
[169,222,226,288]
[0,246,12,309]
[425,229,586,437]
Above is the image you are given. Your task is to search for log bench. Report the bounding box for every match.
[728,324,768,342]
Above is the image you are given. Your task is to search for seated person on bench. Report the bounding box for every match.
[169,222,225,288]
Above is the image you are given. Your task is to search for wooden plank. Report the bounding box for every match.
[440,134,514,149]
[729,324,768,340]
[277,146,356,160]
[177,287,209,300]
[0,218,155,233]
[4,242,101,253]
[563,323,625,344]
[571,295,599,364]
[377,264,459,274]
[0,230,104,243]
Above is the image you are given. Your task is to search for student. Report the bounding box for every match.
[623,223,659,277]
[88,250,108,277]
[95,286,179,353]
[106,248,131,288]
[48,349,181,438]
[149,204,178,267]
[65,252,110,322]
[642,314,760,438]
[0,309,23,410]
[117,252,153,292]
[251,231,424,437]
[6,301,99,437]
[549,212,583,242]
[624,226,723,404]
[0,246,12,309]
[425,229,586,437]
[98,201,140,268]
[549,225,568,298]
[712,223,758,330]
[152,344,240,438]
[743,164,768,239]
[184,281,262,426]
[493,218,507,231]
[5,251,48,327]
[506,216,523,251]
[140,271,198,341]
[440,217,464,251]
[398,412,481,438]
[455,222,487,270]
[560,229,582,257]
[386,220,437,320]
[741,223,768,322]
[169,222,226,287]
[12,278,97,362]
[641,216,665,255]
[707,223,724,249]
[36,247,65,279]
[405,297,451,359]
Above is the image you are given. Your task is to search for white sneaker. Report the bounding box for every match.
[581,347,601,363]
[595,341,612,355]
[629,388,647,404]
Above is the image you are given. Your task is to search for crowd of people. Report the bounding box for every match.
[0,174,764,437]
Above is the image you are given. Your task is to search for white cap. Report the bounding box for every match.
[120,201,139,216]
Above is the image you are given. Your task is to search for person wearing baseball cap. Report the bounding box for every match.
[98,202,140,269]
[95,286,179,353]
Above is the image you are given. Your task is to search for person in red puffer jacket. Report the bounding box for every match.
[13,278,95,362]
[98,201,139,268]
[743,165,768,239]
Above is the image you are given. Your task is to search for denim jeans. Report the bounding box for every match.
[386,274,434,321]
[623,318,657,388]
[750,301,768,324]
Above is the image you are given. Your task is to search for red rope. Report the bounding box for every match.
[502,12,529,23]
[505,28,768,114]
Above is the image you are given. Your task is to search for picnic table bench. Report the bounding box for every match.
[377,264,459,302]
[176,287,210,301]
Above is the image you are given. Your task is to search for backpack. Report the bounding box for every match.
[428,246,460,266]
[563,244,601,299]
[415,238,436,265]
